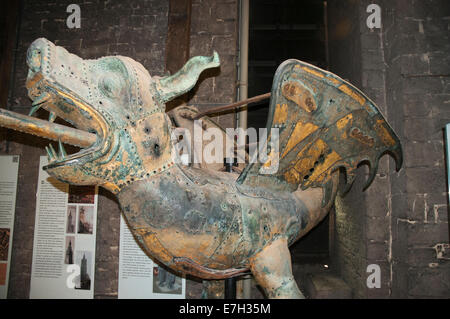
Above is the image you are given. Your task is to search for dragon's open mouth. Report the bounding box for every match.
[26,70,112,169]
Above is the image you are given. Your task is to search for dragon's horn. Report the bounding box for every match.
[154,52,220,103]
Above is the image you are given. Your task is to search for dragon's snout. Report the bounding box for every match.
[27,43,42,73]
[26,38,56,81]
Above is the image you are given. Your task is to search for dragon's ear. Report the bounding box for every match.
[153,52,220,104]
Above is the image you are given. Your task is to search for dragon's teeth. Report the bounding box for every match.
[58,140,67,159]
[48,143,58,160]
[45,146,53,161]
[32,92,50,105]
[49,111,57,123]
[29,92,50,116]
[28,104,41,116]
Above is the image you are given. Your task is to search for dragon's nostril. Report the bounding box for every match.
[27,38,54,73]
[27,47,42,72]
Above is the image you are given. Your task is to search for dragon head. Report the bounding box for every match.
[25,38,219,193]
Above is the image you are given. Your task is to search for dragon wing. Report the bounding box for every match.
[237,59,402,195]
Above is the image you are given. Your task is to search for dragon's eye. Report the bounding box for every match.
[103,78,114,93]
[99,74,123,98]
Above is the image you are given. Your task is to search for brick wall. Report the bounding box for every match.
[6,0,447,300]
[381,0,450,298]
[3,0,169,298]
[359,0,395,298]
[329,0,449,298]
[328,0,368,298]
[2,0,239,299]
[188,0,239,130]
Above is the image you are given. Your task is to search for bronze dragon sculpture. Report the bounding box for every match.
[0,38,402,298]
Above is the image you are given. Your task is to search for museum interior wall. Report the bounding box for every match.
[328,0,449,298]
[2,0,169,299]
[0,0,448,298]
[1,0,239,299]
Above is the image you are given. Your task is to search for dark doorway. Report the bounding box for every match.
[0,0,20,108]
[247,0,330,263]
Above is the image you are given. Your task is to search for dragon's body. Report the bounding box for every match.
[0,38,402,298]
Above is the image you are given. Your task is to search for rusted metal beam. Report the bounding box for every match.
[193,92,271,119]
[0,108,96,148]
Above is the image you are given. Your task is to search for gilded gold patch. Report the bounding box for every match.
[326,76,341,86]
[338,84,366,106]
[284,168,300,185]
[375,119,396,146]
[273,104,288,124]
[300,66,325,79]
[282,122,319,158]
[308,150,341,183]
[336,113,353,130]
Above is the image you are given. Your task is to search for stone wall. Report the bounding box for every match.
[3,0,169,299]
[328,0,449,298]
[188,0,239,129]
[2,0,240,299]
[4,0,447,300]
[381,0,450,298]
[185,0,240,298]
[327,0,368,298]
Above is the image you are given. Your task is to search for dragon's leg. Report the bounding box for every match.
[249,237,304,299]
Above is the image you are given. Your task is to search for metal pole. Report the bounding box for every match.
[0,108,96,148]
[225,278,237,299]
[238,0,252,299]
[238,0,249,132]
[224,157,237,299]
[193,92,270,120]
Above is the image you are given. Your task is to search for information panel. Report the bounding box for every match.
[30,156,98,299]
[0,155,19,299]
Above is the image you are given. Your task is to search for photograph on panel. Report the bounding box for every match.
[66,205,76,234]
[77,206,94,234]
[65,236,75,265]
[74,250,92,290]
[68,185,95,204]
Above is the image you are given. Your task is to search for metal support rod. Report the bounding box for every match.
[0,108,96,148]
[323,1,330,70]
[224,157,237,299]
[238,0,249,134]
[225,277,237,299]
[239,0,251,298]
[193,92,270,120]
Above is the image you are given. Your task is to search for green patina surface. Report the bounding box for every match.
[0,38,403,299]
